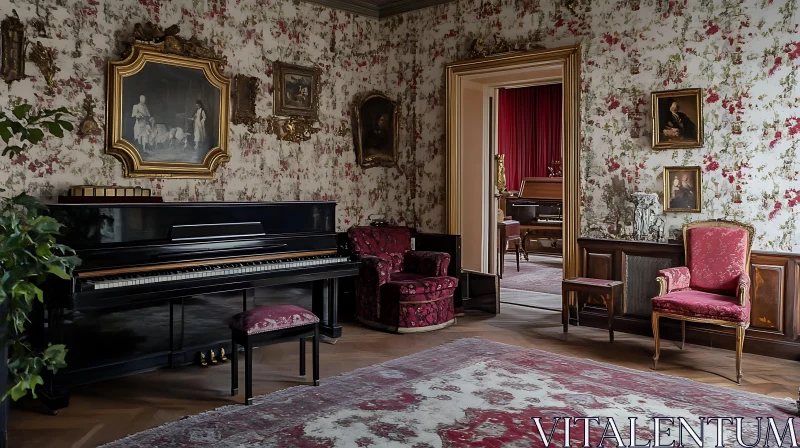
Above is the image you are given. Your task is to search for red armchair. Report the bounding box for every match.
[651,220,754,383]
[348,226,458,333]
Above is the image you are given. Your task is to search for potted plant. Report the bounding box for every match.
[0,103,78,445]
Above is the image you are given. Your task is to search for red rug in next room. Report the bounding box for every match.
[104,339,794,447]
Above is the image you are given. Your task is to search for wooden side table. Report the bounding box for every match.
[562,277,623,342]
[497,220,522,279]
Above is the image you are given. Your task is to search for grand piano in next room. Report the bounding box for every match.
[31,201,360,412]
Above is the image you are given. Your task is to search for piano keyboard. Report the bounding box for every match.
[84,256,350,290]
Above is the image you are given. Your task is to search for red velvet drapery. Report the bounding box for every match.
[497,84,563,191]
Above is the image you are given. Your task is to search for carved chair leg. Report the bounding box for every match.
[652,313,660,370]
[681,321,686,350]
[735,326,745,384]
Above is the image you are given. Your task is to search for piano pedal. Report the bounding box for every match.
[219,348,228,362]
[210,349,218,364]
[199,352,208,367]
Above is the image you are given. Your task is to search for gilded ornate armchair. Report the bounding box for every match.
[348,226,458,333]
[651,220,754,384]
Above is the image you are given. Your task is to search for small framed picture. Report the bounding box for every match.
[663,166,702,212]
[273,61,320,120]
[651,88,704,149]
[354,92,398,168]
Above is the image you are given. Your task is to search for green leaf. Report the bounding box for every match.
[8,382,29,401]
[36,243,52,258]
[57,120,74,132]
[26,128,45,144]
[12,104,32,120]
[47,265,70,280]
[0,121,11,143]
[45,121,64,138]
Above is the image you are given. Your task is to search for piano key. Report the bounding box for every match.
[82,254,352,291]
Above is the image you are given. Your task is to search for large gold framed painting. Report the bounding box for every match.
[107,42,230,178]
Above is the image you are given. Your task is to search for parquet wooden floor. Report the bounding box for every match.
[9,305,800,447]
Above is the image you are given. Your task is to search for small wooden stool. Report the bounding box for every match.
[229,304,320,405]
[562,277,623,342]
[498,219,522,279]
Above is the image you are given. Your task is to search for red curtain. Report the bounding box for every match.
[497,84,562,191]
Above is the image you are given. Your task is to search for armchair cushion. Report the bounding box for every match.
[348,226,411,273]
[381,273,458,303]
[404,251,451,277]
[686,227,749,293]
[657,267,691,294]
[652,290,750,324]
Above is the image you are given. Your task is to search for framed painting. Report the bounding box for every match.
[663,166,702,213]
[232,74,259,128]
[273,61,320,119]
[651,88,704,150]
[106,42,231,178]
[0,12,25,84]
[354,92,398,168]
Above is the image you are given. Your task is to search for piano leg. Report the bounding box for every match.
[326,278,341,339]
[312,279,342,340]
[40,387,69,415]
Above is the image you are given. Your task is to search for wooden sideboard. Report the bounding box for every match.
[577,238,800,360]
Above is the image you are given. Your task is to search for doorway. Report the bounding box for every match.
[444,46,581,313]
[495,81,564,311]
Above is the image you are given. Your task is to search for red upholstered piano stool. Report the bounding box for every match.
[229,304,319,335]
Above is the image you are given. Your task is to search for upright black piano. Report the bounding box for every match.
[33,201,359,411]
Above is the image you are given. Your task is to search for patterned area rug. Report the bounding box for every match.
[104,338,794,447]
[500,253,563,295]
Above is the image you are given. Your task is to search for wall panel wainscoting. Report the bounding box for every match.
[577,238,800,360]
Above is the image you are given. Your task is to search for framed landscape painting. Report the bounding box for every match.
[107,43,231,178]
[651,88,704,150]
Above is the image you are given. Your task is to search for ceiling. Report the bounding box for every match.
[303,0,455,18]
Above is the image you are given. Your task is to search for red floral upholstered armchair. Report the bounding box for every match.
[348,226,458,333]
[651,220,754,384]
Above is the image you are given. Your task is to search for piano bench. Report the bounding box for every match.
[229,304,321,405]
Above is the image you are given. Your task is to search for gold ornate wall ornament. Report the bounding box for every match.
[30,41,59,95]
[129,22,225,65]
[1,11,26,84]
[467,33,546,59]
[495,154,507,193]
[107,41,231,178]
[77,94,101,137]
[265,116,320,143]
[231,75,259,129]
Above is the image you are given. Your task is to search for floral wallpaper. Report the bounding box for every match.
[2,0,799,252]
[0,0,412,230]
[378,0,800,252]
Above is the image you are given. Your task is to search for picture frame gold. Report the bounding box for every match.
[651,88,704,149]
[354,91,399,168]
[0,11,25,84]
[663,166,702,213]
[272,61,320,119]
[106,42,231,178]
[232,74,259,128]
